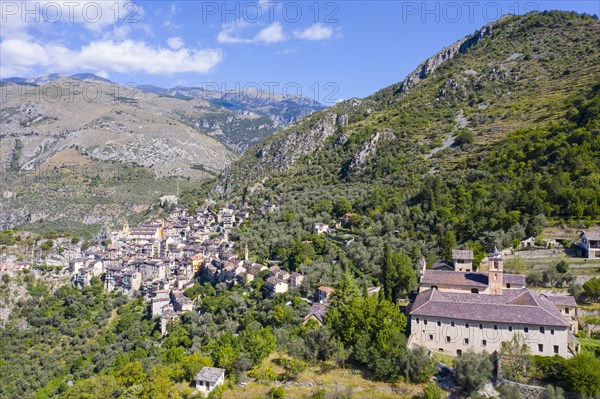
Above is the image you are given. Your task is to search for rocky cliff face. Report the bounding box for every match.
[138,85,326,150]
[254,112,346,169]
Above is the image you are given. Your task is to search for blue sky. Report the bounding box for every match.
[1,1,598,103]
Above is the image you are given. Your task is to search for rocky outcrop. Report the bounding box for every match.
[396,18,506,94]
[348,130,395,174]
[254,112,344,170]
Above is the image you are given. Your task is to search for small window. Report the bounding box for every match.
[437,321,441,326]
[551,329,554,335]
[451,321,455,327]
[424,320,428,325]
[482,340,487,346]
[429,334,434,340]
[494,325,498,330]
[540,326,545,334]
[416,318,419,323]
[465,323,469,328]
[479,324,483,329]
[471,288,479,294]
[524,327,529,333]
[464,338,469,344]
[438,348,444,352]
[565,307,570,314]
[508,326,513,332]
[446,336,451,342]
[457,349,463,355]
[538,344,544,352]
[506,283,511,288]
[554,345,559,354]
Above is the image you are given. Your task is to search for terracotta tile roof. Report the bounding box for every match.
[318,286,335,293]
[410,288,569,327]
[195,367,225,382]
[421,270,487,287]
[504,274,526,286]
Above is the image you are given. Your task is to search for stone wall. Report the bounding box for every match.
[493,352,546,399]
[498,380,546,399]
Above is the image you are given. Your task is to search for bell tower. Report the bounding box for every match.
[487,247,503,295]
[122,220,130,237]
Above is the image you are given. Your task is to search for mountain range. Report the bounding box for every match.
[0,73,325,150]
[0,74,324,231]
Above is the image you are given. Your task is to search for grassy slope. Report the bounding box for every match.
[224,353,422,399]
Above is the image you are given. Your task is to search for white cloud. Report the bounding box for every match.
[294,23,333,41]
[0,39,222,77]
[0,1,146,43]
[255,22,285,43]
[167,36,184,50]
[217,22,286,44]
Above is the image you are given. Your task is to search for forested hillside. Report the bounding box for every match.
[218,11,600,281]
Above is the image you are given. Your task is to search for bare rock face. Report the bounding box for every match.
[253,112,345,170]
[224,19,508,191]
[397,20,501,94]
[348,130,395,174]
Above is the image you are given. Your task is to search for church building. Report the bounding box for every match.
[408,249,579,358]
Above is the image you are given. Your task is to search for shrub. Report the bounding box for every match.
[400,347,435,383]
[453,350,493,394]
[563,352,600,396]
[497,384,521,399]
[455,130,475,147]
[583,277,600,302]
[268,386,285,399]
[421,382,445,399]
[541,385,565,399]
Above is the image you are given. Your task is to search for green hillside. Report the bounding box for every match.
[220,11,600,279]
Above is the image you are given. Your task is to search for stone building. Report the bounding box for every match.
[409,249,579,358]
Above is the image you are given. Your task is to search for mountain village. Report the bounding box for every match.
[55,202,595,364]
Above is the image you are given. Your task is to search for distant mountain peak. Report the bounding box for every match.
[69,73,114,84]
[1,73,113,85]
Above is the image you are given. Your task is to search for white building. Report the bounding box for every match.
[195,367,225,395]
[313,223,330,235]
[409,249,579,358]
[266,277,288,296]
